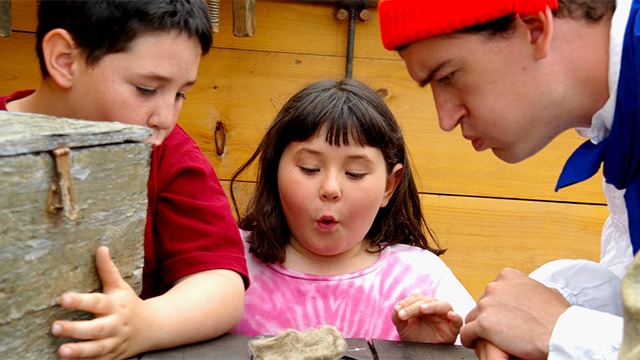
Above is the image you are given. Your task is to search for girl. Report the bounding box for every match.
[229,78,475,343]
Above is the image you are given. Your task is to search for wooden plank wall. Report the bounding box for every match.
[1,0,608,300]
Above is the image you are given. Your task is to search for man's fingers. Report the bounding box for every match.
[460,320,482,349]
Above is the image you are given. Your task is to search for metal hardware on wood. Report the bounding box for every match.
[51,147,78,220]
[0,0,11,38]
[214,121,226,155]
[207,0,220,33]
[376,88,390,100]
[233,0,255,37]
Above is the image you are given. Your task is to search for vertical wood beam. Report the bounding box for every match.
[232,0,255,37]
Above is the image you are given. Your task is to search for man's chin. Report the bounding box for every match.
[491,148,531,164]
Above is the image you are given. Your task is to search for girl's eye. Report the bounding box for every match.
[346,172,366,179]
[177,93,187,101]
[137,86,157,95]
[299,167,319,175]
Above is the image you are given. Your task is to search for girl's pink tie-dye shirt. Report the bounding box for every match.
[231,234,476,341]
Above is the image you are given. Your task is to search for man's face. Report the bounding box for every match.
[69,30,202,147]
[399,32,568,164]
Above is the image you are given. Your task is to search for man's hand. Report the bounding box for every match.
[51,246,147,359]
[460,267,570,359]
[392,293,463,344]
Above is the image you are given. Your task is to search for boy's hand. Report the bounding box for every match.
[51,246,146,360]
[392,293,463,344]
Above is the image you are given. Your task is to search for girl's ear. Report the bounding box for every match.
[41,29,80,89]
[517,5,554,60]
[380,163,404,208]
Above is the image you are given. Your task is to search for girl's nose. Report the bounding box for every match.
[319,175,341,201]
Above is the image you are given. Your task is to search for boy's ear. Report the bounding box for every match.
[42,29,80,89]
[380,163,404,208]
[518,6,554,60]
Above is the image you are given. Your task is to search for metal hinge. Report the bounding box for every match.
[47,147,78,220]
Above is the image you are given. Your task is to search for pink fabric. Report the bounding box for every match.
[232,233,475,341]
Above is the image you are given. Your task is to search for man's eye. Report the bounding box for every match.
[177,93,187,101]
[439,72,454,84]
[137,87,157,95]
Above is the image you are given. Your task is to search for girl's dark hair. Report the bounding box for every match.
[230,78,443,264]
[36,0,213,78]
[455,0,615,38]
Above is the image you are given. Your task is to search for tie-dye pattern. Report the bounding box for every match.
[231,235,476,341]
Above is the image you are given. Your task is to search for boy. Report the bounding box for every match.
[1,0,248,359]
[379,0,635,359]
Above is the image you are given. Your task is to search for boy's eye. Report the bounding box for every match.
[137,86,157,95]
[177,93,187,101]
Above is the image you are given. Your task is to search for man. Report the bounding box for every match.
[378,0,637,358]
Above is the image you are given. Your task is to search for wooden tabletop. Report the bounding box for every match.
[136,333,478,360]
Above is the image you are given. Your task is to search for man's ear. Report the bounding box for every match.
[380,163,404,208]
[518,5,554,60]
[41,29,80,89]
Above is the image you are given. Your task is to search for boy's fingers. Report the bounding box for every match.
[95,246,125,293]
[51,316,116,340]
[58,336,118,359]
[59,292,113,314]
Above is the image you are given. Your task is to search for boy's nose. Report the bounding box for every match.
[149,99,179,131]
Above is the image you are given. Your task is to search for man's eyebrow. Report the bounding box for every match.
[419,60,451,88]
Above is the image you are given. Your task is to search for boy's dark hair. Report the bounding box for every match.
[230,78,444,264]
[455,0,615,38]
[36,0,213,78]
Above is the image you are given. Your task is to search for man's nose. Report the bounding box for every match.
[433,89,466,132]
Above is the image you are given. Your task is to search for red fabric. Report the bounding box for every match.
[144,125,249,298]
[379,0,558,50]
[1,90,249,299]
[0,90,35,110]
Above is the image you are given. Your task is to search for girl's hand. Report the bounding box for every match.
[392,293,463,344]
[50,246,147,360]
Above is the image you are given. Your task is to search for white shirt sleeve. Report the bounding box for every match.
[549,306,623,360]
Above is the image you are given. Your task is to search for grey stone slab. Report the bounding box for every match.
[0,112,151,359]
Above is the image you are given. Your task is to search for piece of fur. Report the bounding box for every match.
[248,325,347,360]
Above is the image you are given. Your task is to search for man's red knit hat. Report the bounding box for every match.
[378,0,558,50]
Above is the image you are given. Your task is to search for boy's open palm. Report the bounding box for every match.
[51,246,147,360]
[392,293,463,344]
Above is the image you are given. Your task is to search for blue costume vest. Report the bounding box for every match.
[556,0,640,254]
